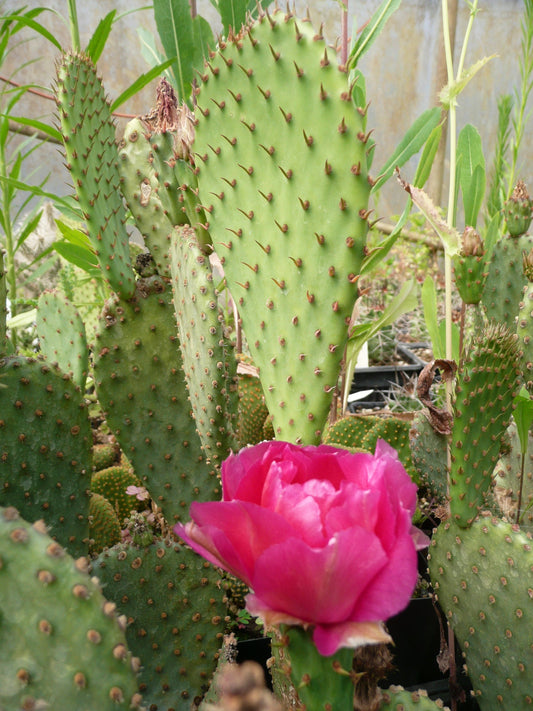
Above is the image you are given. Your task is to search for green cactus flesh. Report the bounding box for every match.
[379,686,449,710]
[36,289,89,392]
[170,225,239,469]
[1,248,7,356]
[92,538,228,709]
[453,253,487,305]
[428,515,533,709]
[493,420,533,528]
[449,323,521,527]
[93,275,219,526]
[236,354,271,447]
[0,355,92,557]
[482,233,533,330]
[194,9,371,444]
[409,411,449,503]
[0,506,141,710]
[89,491,122,554]
[517,272,533,392]
[55,51,135,299]
[91,464,145,523]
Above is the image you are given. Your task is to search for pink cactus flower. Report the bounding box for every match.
[175,439,428,656]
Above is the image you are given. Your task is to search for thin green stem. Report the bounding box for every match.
[0,141,17,350]
[455,0,479,80]
[67,0,81,52]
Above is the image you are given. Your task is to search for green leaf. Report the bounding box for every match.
[414,124,442,189]
[7,308,36,330]
[348,0,402,69]
[440,55,496,109]
[0,175,72,211]
[218,0,248,35]
[342,278,418,411]
[53,241,100,277]
[55,219,94,251]
[513,387,533,456]
[0,13,61,50]
[109,58,175,112]
[1,114,62,143]
[153,0,195,101]
[86,10,116,63]
[360,199,411,276]
[14,209,42,252]
[372,107,442,193]
[457,124,486,227]
[421,275,444,359]
[192,15,215,70]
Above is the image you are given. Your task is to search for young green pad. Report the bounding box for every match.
[194,8,371,444]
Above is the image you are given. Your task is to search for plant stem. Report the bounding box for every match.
[0,139,17,350]
[67,0,81,52]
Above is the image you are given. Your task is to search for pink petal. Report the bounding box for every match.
[249,529,387,625]
[312,620,392,656]
[351,530,418,621]
[175,500,296,583]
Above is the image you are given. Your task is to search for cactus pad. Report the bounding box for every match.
[92,538,228,709]
[429,515,533,709]
[194,9,371,444]
[0,506,141,709]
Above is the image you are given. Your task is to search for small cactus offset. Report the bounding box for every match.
[36,289,89,392]
[0,506,142,709]
[503,180,533,237]
[453,226,488,305]
[194,8,372,444]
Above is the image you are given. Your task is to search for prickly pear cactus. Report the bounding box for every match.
[236,354,271,447]
[449,323,521,527]
[89,491,122,553]
[0,355,92,556]
[55,51,135,299]
[0,506,141,710]
[428,514,533,709]
[379,686,449,710]
[194,8,371,444]
[36,289,89,391]
[453,227,488,305]
[92,538,228,709]
[90,464,144,523]
[493,420,533,528]
[0,248,7,356]
[93,275,220,525]
[170,225,239,469]
[409,410,448,503]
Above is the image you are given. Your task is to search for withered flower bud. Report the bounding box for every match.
[460,226,484,257]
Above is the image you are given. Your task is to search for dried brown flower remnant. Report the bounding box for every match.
[204,661,283,711]
[143,77,195,159]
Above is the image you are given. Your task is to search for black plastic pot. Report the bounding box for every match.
[236,636,273,690]
[349,342,429,412]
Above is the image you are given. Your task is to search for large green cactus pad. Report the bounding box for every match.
[194,9,371,444]
[93,276,219,526]
[0,355,92,557]
[92,538,228,709]
[0,506,141,710]
[428,515,533,709]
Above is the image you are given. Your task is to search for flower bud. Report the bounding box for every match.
[460,226,484,256]
[504,180,533,237]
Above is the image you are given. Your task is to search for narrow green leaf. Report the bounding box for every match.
[0,175,72,211]
[55,219,94,251]
[1,114,62,143]
[348,0,402,69]
[53,240,100,276]
[372,107,442,193]
[414,124,443,189]
[421,275,444,359]
[218,0,247,35]
[153,0,195,101]
[86,10,116,63]
[513,387,533,455]
[360,198,411,276]
[192,15,215,71]
[109,58,175,112]
[14,209,42,252]
[0,14,61,50]
[457,124,485,227]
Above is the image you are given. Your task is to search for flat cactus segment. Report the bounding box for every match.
[428,515,533,709]
[55,51,135,299]
[379,686,449,710]
[450,323,522,527]
[236,354,271,447]
[0,355,92,557]
[93,276,219,526]
[91,464,145,523]
[36,289,89,391]
[89,491,122,554]
[92,539,228,709]
[194,10,371,444]
[170,225,239,468]
[409,411,448,502]
[0,506,141,710]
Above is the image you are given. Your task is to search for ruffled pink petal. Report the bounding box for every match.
[351,530,418,621]
[374,439,418,514]
[175,500,296,583]
[312,620,392,656]
[249,529,387,625]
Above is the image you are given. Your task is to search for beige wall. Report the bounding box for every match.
[2,0,530,219]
